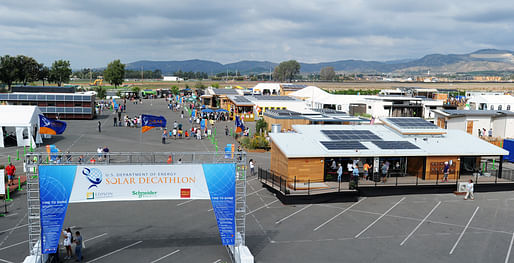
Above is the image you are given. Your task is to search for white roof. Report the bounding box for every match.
[270,124,508,158]
[469,95,514,104]
[252,83,281,92]
[0,105,43,127]
[289,86,329,99]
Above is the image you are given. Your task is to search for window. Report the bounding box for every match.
[508,105,511,111]
[337,105,342,111]
[498,105,502,110]
[490,105,494,110]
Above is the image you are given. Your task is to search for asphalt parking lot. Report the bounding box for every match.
[1,98,514,263]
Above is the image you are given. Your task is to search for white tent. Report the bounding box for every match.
[289,86,329,100]
[0,105,43,148]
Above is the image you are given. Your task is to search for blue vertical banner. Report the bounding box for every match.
[202,163,236,245]
[39,165,77,254]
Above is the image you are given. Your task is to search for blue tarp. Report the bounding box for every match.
[503,139,514,162]
[202,108,214,113]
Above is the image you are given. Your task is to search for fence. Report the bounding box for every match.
[258,166,514,196]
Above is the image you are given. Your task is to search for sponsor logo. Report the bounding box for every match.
[86,192,113,200]
[132,190,158,199]
[82,167,103,189]
[181,188,191,198]
[86,192,94,200]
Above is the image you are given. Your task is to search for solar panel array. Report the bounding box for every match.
[386,118,438,129]
[321,130,382,141]
[320,141,368,150]
[252,96,295,101]
[372,141,420,150]
[213,89,239,95]
[233,96,251,103]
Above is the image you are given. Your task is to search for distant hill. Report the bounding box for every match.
[125,49,514,74]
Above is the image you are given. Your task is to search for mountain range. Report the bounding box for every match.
[125,49,514,75]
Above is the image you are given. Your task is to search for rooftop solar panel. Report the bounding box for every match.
[233,96,251,103]
[372,141,420,150]
[320,141,368,150]
[321,130,382,141]
[386,118,438,129]
[252,96,295,101]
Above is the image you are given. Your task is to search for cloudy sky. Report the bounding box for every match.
[0,0,512,68]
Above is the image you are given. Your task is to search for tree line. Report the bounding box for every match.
[0,55,72,90]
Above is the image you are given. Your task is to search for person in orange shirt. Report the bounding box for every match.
[363,162,371,180]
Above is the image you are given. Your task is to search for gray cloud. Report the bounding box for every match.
[0,0,512,68]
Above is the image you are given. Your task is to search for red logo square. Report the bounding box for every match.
[181,188,191,198]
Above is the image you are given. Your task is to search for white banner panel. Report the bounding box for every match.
[69,164,210,203]
[0,170,5,195]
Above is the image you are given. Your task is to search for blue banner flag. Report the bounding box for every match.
[235,116,245,133]
[141,114,167,133]
[39,115,67,135]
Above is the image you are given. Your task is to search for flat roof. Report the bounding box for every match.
[381,117,446,135]
[435,109,514,117]
[212,89,239,95]
[270,124,508,158]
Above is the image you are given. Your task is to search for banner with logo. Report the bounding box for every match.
[39,164,236,254]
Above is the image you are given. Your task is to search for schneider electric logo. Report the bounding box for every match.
[132,190,158,199]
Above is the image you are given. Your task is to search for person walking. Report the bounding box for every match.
[442,161,450,182]
[97,121,101,133]
[337,163,342,183]
[74,231,83,262]
[225,126,229,136]
[6,163,16,186]
[381,162,388,183]
[464,179,474,200]
[249,159,255,176]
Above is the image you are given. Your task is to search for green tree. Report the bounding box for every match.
[131,86,141,97]
[320,66,336,81]
[38,65,50,86]
[171,85,179,95]
[49,60,72,86]
[255,118,268,134]
[104,59,125,88]
[94,86,107,99]
[0,55,18,91]
[14,55,41,85]
[273,60,300,82]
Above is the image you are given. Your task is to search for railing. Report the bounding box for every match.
[258,167,514,196]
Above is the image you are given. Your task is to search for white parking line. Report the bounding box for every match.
[276,204,312,224]
[213,259,222,263]
[0,258,14,263]
[505,232,514,263]
[0,240,28,251]
[400,201,441,245]
[87,241,142,263]
[246,200,279,215]
[149,249,180,263]
[449,206,479,255]
[354,197,405,238]
[176,199,194,206]
[314,198,367,231]
[83,233,108,248]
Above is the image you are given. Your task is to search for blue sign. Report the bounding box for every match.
[202,163,236,245]
[39,165,77,254]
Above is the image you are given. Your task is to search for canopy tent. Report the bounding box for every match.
[216,109,229,113]
[202,108,214,113]
[0,105,43,148]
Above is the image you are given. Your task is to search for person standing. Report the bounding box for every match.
[225,126,229,136]
[352,165,359,188]
[6,163,15,186]
[488,128,493,137]
[162,129,167,144]
[249,159,255,176]
[113,116,117,127]
[74,231,83,262]
[442,161,450,182]
[337,163,343,183]
[464,179,474,200]
[97,121,101,133]
[363,162,370,180]
[63,228,73,259]
[381,162,388,183]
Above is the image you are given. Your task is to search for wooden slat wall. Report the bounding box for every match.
[263,116,309,131]
[270,141,288,178]
[287,158,325,182]
[407,156,424,177]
